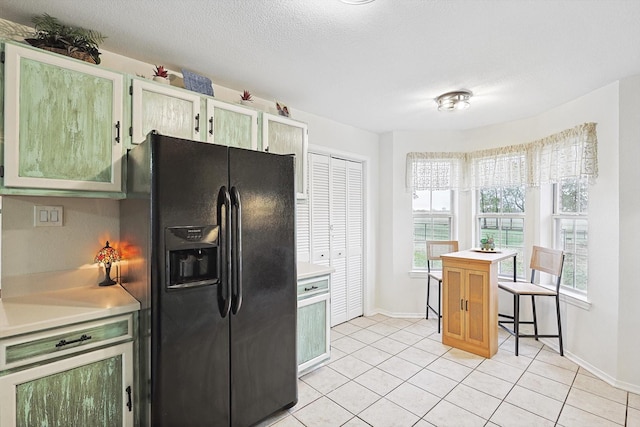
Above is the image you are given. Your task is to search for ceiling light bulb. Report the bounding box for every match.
[435,90,473,112]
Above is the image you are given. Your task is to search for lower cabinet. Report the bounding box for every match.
[442,266,493,358]
[0,314,135,427]
[297,274,331,375]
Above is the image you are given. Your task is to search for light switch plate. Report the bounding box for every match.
[34,206,63,227]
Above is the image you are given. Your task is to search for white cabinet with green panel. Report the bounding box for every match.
[297,273,330,375]
[131,79,202,144]
[0,313,135,426]
[205,99,258,149]
[3,43,124,192]
[262,113,308,198]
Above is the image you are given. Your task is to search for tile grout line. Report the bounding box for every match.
[285,315,633,427]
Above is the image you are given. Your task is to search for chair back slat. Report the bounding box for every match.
[426,241,459,261]
[529,246,564,276]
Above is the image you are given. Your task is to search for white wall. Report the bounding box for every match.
[617,75,640,390]
[293,110,380,315]
[2,196,120,277]
[377,81,639,391]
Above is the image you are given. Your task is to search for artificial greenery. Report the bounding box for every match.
[25,14,106,64]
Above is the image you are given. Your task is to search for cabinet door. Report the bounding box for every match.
[205,99,258,149]
[3,43,124,192]
[297,292,330,374]
[309,153,331,266]
[443,267,465,341]
[465,269,489,348]
[131,79,201,144]
[0,342,134,427]
[262,113,308,198]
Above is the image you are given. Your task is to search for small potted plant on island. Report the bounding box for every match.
[480,236,495,251]
[153,65,170,84]
[240,90,253,106]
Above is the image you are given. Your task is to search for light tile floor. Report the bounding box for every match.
[257,314,640,427]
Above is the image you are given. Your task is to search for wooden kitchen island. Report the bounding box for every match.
[441,249,517,358]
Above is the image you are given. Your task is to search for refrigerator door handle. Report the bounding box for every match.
[216,186,232,318]
[230,186,243,314]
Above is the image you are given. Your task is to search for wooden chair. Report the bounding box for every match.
[498,245,565,356]
[426,240,459,333]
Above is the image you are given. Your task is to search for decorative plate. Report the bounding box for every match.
[471,248,502,253]
[182,69,214,96]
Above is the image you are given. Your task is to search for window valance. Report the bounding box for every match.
[405,152,465,191]
[406,122,598,190]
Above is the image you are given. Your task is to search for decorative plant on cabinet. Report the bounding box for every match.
[24,13,105,64]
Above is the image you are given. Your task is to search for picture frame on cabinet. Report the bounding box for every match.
[182,69,214,96]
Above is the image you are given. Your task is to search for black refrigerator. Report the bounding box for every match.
[120,132,298,427]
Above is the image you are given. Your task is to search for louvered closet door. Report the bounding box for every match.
[309,153,364,327]
[330,159,348,325]
[346,160,364,319]
[296,199,310,263]
[309,154,331,267]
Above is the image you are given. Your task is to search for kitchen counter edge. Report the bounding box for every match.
[0,285,140,339]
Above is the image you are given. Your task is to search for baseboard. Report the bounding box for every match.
[370,308,425,319]
[538,338,640,394]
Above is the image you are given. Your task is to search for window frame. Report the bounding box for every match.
[412,189,455,271]
[552,178,589,294]
[476,186,527,279]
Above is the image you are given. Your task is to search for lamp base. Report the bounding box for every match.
[98,263,117,287]
[99,277,117,287]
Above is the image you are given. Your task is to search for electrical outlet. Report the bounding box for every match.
[34,206,64,227]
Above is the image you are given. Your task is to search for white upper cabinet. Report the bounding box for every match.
[131,79,202,144]
[205,99,258,149]
[3,43,124,192]
[262,113,308,198]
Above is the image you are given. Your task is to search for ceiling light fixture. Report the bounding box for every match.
[435,90,473,112]
[339,0,375,4]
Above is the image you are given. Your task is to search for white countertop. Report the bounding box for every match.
[0,263,326,338]
[297,262,335,280]
[0,285,140,338]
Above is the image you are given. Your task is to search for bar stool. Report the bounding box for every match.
[498,246,565,356]
[425,240,459,333]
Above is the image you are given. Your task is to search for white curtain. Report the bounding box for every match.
[405,152,466,191]
[528,122,598,186]
[406,122,598,190]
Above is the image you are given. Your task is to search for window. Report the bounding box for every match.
[477,186,526,278]
[412,190,453,269]
[554,177,589,292]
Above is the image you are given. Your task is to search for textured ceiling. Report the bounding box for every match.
[2,0,640,134]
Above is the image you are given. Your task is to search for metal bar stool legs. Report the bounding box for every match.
[426,276,442,333]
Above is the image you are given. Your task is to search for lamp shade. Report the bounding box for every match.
[94,241,120,264]
[94,241,120,286]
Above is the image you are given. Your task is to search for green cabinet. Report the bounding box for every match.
[2,43,124,192]
[205,99,258,149]
[0,314,135,426]
[297,275,330,375]
[262,113,308,198]
[131,79,202,145]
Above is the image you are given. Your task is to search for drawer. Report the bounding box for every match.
[1,314,134,371]
[297,276,329,300]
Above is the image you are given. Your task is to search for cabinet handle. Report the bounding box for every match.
[304,285,319,292]
[126,385,132,411]
[209,116,214,136]
[55,334,92,348]
[195,114,200,132]
[460,299,463,310]
[115,121,121,143]
[465,300,469,311]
